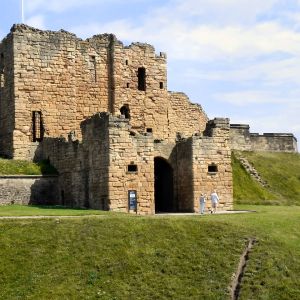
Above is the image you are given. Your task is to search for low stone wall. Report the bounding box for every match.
[0,175,59,205]
[230,124,298,153]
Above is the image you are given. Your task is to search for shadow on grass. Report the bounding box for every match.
[28,204,92,211]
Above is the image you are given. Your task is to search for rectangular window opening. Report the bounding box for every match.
[128,164,138,172]
[0,53,4,89]
[208,164,218,173]
[138,67,146,91]
[0,72,4,89]
[89,55,97,82]
[146,128,153,133]
[32,111,44,142]
[126,83,130,88]
[159,82,164,89]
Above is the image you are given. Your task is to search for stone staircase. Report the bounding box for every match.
[236,154,268,187]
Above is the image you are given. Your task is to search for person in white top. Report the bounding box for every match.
[210,190,219,213]
[199,193,206,214]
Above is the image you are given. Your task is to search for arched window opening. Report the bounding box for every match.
[120,104,130,119]
[138,67,146,91]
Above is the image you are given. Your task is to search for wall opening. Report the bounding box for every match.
[159,82,164,89]
[125,59,129,65]
[146,128,153,133]
[138,67,146,91]
[154,157,175,213]
[0,53,4,89]
[89,55,97,82]
[126,83,130,88]
[208,164,218,173]
[120,104,130,119]
[61,190,65,206]
[128,164,138,172]
[32,111,44,142]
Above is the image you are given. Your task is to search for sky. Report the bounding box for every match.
[1,0,300,143]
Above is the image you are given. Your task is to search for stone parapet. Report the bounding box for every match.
[230,124,298,153]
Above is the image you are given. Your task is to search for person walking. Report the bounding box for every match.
[210,190,219,213]
[199,193,206,214]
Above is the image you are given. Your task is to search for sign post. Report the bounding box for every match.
[128,190,137,213]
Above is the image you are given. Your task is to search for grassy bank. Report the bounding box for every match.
[232,151,300,205]
[0,158,57,175]
[0,205,108,216]
[0,205,300,299]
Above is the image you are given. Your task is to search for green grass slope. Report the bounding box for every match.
[232,151,300,205]
[0,205,108,216]
[0,206,300,299]
[0,158,58,175]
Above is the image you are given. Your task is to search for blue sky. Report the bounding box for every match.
[1,0,300,143]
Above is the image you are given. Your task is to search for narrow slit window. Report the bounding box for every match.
[125,59,129,65]
[138,67,146,91]
[32,111,44,142]
[0,53,4,89]
[159,82,164,89]
[0,72,4,89]
[89,55,97,82]
[126,83,130,88]
[128,164,138,172]
[208,164,218,173]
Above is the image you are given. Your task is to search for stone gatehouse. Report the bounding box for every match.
[6,23,295,213]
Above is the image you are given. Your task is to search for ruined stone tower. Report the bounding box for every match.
[0,24,233,214]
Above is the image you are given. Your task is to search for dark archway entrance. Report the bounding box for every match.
[154,157,175,213]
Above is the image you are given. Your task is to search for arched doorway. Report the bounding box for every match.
[154,157,174,213]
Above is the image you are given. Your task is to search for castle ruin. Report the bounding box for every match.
[0,24,297,213]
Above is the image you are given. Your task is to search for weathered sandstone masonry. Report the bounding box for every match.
[1,24,295,213]
[0,175,59,205]
[38,113,231,214]
[230,124,298,153]
[0,24,207,160]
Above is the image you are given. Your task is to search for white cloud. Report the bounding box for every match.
[213,90,298,106]
[184,57,300,87]
[26,15,46,29]
[71,13,300,63]
[176,0,278,24]
[25,0,146,14]
[26,0,99,13]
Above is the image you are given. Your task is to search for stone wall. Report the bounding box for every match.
[193,118,233,212]
[250,133,298,152]
[36,113,233,214]
[0,24,208,160]
[11,25,110,160]
[230,124,298,153]
[107,116,155,214]
[0,175,59,205]
[0,33,15,158]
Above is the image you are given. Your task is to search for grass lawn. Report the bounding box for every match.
[0,205,109,216]
[232,151,300,205]
[0,158,57,175]
[0,205,299,299]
